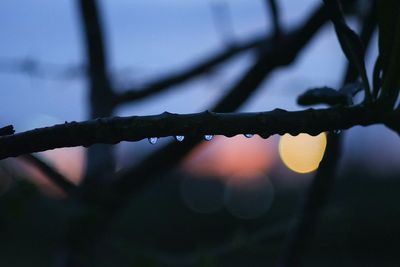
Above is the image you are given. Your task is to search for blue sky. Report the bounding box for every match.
[0,0,399,174]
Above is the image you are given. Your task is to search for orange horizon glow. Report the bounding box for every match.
[16,147,84,197]
[182,135,277,182]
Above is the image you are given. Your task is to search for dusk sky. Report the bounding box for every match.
[1,0,399,180]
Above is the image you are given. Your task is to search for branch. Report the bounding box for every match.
[212,3,329,112]
[0,125,14,136]
[110,3,349,197]
[114,34,267,105]
[0,106,397,161]
[0,57,84,80]
[277,132,342,267]
[342,0,377,84]
[323,0,372,101]
[278,4,378,265]
[265,0,282,38]
[20,154,76,194]
[77,0,116,183]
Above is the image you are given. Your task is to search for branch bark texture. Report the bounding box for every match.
[0,106,397,160]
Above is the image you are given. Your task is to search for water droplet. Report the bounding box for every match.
[244,134,254,138]
[148,137,158,144]
[175,135,185,142]
[204,135,214,141]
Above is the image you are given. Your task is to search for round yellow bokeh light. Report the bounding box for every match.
[279,133,327,174]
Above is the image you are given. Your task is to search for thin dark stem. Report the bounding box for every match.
[266,0,282,38]
[77,0,116,184]
[20,154,76,194]
[213,4,329,112]
[0,57,84,80]
[342,0,377,85]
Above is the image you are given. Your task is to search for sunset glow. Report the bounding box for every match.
[279,133,327,174]
[18,147,84,197]
[41,147,84,185]
[182,135,276,181]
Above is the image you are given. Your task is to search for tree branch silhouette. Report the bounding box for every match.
[277,2,378,265]
[114,34,267,105]
[0,57,84,80]
[265,0,282,38]
[112,3,333,202]
[77,0,116,184]
[0,125,14,136]
[0,106,398,161]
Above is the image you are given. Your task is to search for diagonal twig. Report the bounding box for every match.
[20,154,76,194]
[114,34,268,105]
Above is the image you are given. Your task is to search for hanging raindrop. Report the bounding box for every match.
[204,135,214,141]
[244,134,254,138]
[175,135,185,142]
[148,137,158,144]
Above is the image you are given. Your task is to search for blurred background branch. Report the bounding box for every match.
[20,154,76,194]
[2,0,400,266]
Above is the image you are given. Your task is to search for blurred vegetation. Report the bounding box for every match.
[1,168,399,267]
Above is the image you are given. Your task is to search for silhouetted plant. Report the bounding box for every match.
[0,0,399,266]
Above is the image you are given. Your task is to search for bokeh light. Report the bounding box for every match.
[279,133,327,174]
[180,175,224,214]
[224,175,274,219]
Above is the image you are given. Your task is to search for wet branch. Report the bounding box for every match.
[108,3,347,200]
[0,106,398,161]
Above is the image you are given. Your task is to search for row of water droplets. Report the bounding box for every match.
[148,133,254,144]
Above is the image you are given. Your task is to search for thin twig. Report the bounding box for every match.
[266,0,282,38]
[0,57,84,80]
[20,154,76,194]
[342,0,377,85]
